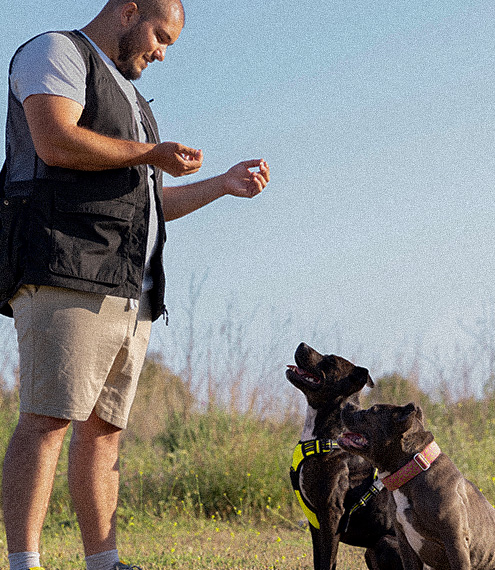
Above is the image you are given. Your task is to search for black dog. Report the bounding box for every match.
[286,343,403,570]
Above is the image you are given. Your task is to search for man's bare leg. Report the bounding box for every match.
[68,410,122,556]
[2,413,71,553]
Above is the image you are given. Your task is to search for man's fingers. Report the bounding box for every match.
[173,148,203,176]
[238,158,267,171]
[173,164,202,177]
[250,166,269,188]
[260,160,270,182]
[179,148,203,162]
[220,159,270,196]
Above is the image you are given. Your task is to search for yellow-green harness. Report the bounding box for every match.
[290,439,383,530]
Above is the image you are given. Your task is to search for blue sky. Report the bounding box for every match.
[1,1,495,398]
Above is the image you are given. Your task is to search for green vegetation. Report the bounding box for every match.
[0,355,493,568]
[0,515,368,569]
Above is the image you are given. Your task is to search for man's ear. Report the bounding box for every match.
[121,2,140,27]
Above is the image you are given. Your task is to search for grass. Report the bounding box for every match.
[0,515,368,569]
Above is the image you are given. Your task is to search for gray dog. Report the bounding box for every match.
[338,401,495,569]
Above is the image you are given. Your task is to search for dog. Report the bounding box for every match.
[286,343,403,570]
[338,401,495,569]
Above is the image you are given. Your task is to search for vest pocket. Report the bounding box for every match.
[49,193,136,286]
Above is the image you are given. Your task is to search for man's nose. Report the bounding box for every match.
[153,46,166,62]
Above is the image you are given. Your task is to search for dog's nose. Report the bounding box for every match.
[295,342,310,360]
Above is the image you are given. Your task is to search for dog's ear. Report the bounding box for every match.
[353,366,374,388]
[364,369,374,388]
[398,402,427,451]
[414,404,424,425]
[400,403,431,453]
[395,402,418,429]
[409,402,424,423]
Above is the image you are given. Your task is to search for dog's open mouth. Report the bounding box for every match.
[286,365,321,386]
[337,432,369,450]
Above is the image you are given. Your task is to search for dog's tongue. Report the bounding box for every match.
[342,432,362,439]
[338,432,368,448]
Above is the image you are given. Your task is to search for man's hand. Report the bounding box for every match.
[162,158,270,221]
[145,143,203,177]
[222,159,270,198]
[22,94,204,174]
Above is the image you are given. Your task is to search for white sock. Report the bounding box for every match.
[85,549,120,570]
[8,551,41,570]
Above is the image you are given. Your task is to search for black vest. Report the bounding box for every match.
[0,30,166,320]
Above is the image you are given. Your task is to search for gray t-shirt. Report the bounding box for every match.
[10,32,159,293]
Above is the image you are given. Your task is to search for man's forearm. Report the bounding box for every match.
[23,94,151,170]
[41,124,157,171]
[23,94,203,176]
[33,120,202,176]
[163,159,270,221]
[162,175,227,221]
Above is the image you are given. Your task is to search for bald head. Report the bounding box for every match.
[137,0,185,23]
[102,0,185,25]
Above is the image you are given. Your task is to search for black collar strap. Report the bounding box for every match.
[343,469,384,532]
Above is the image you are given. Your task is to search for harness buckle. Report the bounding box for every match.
[413,452,430,471]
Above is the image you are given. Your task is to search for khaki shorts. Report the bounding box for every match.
[9,285,152,429]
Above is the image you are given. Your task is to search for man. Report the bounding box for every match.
[0,0,270,569]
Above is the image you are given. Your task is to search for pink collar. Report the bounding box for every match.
[381,441,441,491]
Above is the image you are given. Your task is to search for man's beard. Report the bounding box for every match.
[116,27,144,80]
